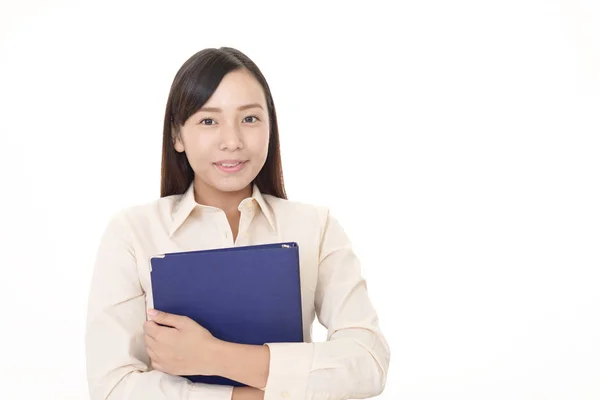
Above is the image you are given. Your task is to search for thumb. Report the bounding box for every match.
[147,309,185,328]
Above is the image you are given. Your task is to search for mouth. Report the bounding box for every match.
[214,161,247,173]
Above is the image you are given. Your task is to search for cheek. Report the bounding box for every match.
[184,136,214,163]
[248,129,270,157]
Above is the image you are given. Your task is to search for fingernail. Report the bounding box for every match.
[147,309,158,316]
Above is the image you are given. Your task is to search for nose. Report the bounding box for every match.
[219,122,244,151]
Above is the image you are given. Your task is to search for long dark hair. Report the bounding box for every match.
[160,47,287,199]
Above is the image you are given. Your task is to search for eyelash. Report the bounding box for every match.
[199,116,260,125]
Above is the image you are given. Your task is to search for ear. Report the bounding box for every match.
[173,135,184,153]
[171,127,185,153]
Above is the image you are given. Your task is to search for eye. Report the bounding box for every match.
[199,118,216,126]
[243,116,259,123]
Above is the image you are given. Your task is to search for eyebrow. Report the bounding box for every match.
[198,103,264,113]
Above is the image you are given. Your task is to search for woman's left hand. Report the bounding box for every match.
[143,308,222,376]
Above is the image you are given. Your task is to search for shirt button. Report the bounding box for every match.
[280,391,290,398]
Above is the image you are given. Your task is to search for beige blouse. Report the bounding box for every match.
[85,181,390,400]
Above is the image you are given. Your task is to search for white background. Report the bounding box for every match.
[1,0,599,399]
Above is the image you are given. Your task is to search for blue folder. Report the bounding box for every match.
[149,242,304,387]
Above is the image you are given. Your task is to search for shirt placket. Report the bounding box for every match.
[235,200,256,246]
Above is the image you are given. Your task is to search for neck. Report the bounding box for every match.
[193,179,253,215]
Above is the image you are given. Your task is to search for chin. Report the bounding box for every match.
[210,178,253,193]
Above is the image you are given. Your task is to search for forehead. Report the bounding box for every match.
[203,69,266,107]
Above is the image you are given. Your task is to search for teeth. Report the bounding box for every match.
[220,162,240,167]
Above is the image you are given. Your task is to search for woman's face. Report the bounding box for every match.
[173,69,270,194]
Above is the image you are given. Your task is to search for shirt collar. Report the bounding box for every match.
[168,181,276,237]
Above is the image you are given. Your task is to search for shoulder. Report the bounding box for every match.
[266,193,328,215]
[106,193,181,232]
[262,194,331,232]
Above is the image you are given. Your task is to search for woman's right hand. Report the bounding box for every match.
[232,386,265,400]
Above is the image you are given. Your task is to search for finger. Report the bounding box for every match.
[146,344,158,360]
[143,320,160,340]
[146,345,163,372]
[147,309,186,329]
[150,358,163,372]
[144,334,158,350]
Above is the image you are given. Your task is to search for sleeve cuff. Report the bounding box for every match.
[188,381,234,400]
[263,342,314,399]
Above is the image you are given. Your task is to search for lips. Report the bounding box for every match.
[214,160,247,173]
[215,160,246,166]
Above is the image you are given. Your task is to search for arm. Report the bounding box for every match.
[232,387,265,400]
[212,341,270,390]
[85,210,234,400]
[262,208,391,399]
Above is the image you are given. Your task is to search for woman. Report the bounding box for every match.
[85,47,390,400]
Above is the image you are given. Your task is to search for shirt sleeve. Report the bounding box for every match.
[85,210,234,400]
[263,208,391,400]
